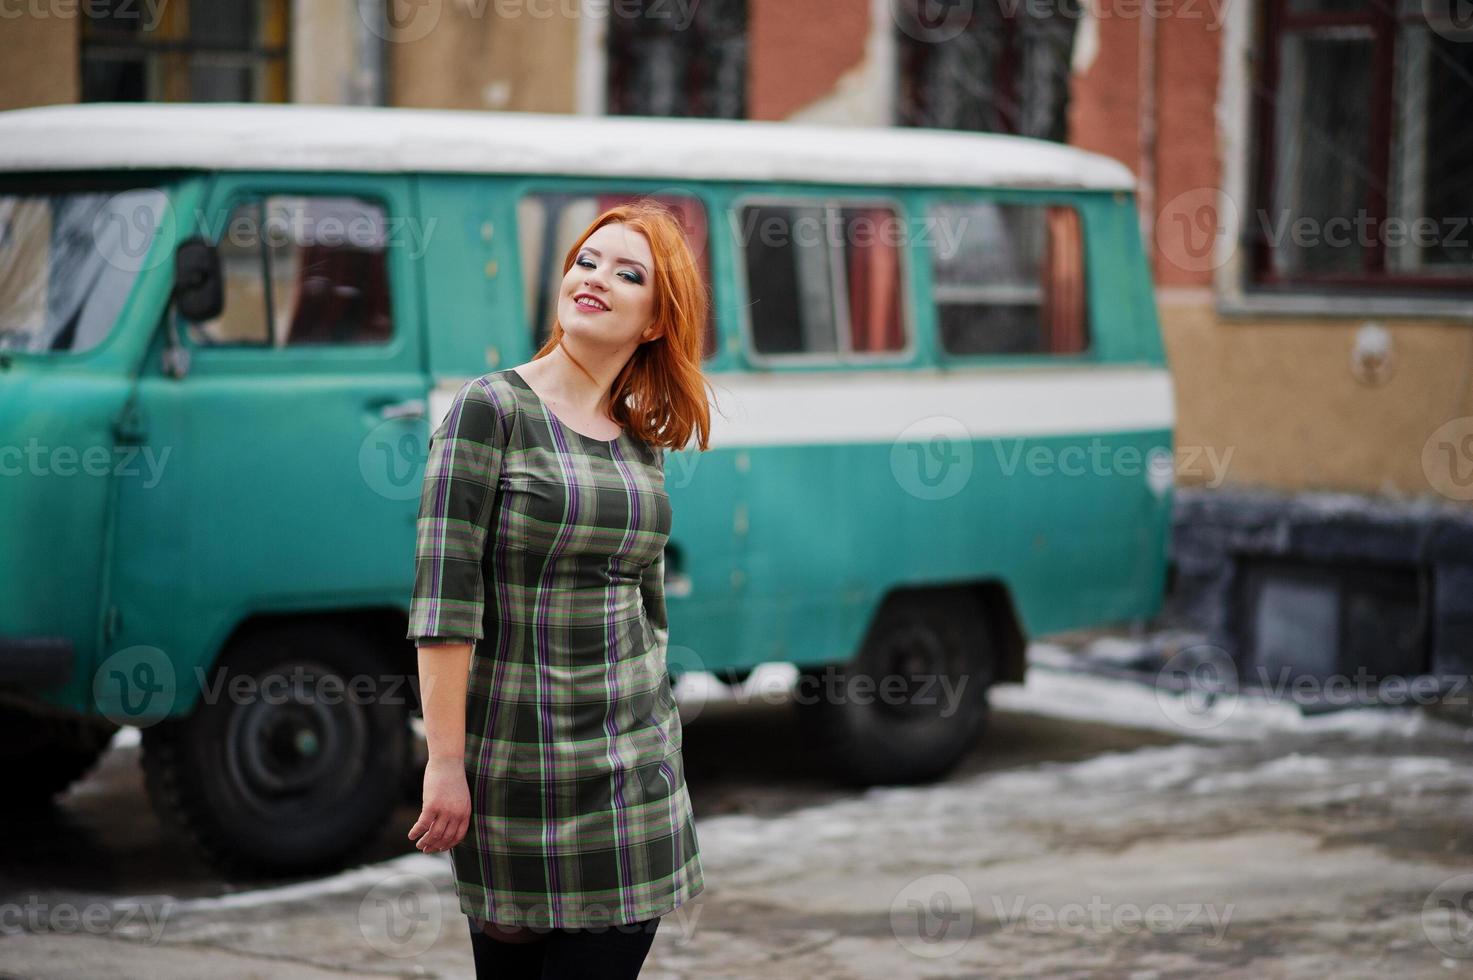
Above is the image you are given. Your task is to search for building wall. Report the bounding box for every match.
[388,2,579,113]
[0,15,76,110]
[1070,0,1473,501]
[748,0,875,123]
[1069,3,1140,199]
[1160,299,1473,495]
[5,0,1466,503]
[292,1,375,105]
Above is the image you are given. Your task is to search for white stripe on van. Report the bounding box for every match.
[430,367,1174,450]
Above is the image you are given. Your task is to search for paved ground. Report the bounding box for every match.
[4,645,1473,978]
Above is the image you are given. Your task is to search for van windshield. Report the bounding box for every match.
[0,187,168,354]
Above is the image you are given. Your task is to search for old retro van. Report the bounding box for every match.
[0,103,1173,875]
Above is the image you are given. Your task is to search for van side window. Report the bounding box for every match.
[517,191,717,360]
[929,202,1088,356]
[191,195,393,347]
[738,202,905,358]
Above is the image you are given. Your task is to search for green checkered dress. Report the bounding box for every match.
[406,367,704,929]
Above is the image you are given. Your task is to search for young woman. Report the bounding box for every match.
[404,200,713,978]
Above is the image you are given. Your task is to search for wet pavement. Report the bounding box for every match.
[3,647,1473,978]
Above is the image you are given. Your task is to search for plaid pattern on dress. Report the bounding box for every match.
[407,367,704,928]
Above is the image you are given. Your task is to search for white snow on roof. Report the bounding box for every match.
[0,102,1137,191]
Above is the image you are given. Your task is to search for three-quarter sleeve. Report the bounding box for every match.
[406,378,507,645]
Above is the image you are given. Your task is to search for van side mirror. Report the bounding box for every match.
[174,237,223,322]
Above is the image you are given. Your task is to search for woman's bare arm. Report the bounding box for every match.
[407,641,473,853]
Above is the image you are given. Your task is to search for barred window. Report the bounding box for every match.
[1251,0,1473,289]
[81,0,289,103]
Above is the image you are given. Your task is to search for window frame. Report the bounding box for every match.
[1250,0,1473,294]
[730,192,917,369]
[175,175,418,373]
[80,0,291,104]
[185,191,398,351]
[604,0,747,119]
[922,193,1095,364]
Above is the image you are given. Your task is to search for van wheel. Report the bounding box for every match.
[141,623,409,878]
[0,706,119,806]
[795,591,994,786]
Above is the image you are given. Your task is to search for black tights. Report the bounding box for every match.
[466,915,660,979]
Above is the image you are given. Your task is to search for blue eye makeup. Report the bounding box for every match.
[576,253,644,284]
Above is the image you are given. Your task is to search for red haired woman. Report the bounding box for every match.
[405,201,712,978]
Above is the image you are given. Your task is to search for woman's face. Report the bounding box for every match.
[557,221,660,350]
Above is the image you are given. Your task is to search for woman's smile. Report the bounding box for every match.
[573,292,611,313]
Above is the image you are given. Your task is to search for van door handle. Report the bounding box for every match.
[377,398,426,421]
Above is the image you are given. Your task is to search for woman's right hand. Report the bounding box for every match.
[407,757,471,853]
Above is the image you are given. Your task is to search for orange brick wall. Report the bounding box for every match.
[747,0,871,121]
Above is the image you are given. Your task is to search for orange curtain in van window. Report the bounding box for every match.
[846,207,902,352]
[1041,206,1086,354]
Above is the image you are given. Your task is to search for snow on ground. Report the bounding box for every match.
[123,644,1473,909]
[69,642,1473,976]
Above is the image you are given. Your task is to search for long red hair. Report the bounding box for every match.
[531,200,713,452]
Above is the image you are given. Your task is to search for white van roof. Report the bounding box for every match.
[0,103,1136,192]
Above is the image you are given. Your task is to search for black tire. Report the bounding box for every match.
[141,623,410,878]
[795,590,995,787]
[0,704,119,807]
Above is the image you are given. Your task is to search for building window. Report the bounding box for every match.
[737,201,906,359]
[517,191,718,360]
[1252,0,1473,290]
[928,202,1088,356]
[606,0,746,118]
[81,0,289,103]
[191,195,393,347]
[895,0,1079,140]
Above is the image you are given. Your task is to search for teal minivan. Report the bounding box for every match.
[0,103,1173,876]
